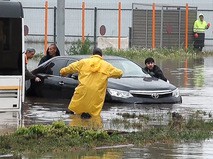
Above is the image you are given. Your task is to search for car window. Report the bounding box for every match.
[46,58,68,76]
[65,59,79,78]
[107,59,147,77]
[67,59,77,66]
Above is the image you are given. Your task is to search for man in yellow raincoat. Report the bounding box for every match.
[60,48,123,118]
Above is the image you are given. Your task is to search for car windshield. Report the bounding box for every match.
[107,59,148,78]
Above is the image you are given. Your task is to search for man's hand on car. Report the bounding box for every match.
[35,77,41,82]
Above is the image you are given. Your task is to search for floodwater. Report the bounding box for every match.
[1,56,213,158]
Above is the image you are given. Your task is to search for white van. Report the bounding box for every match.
[0,1,24,110]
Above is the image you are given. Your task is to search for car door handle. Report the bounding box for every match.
[59,81,64,85]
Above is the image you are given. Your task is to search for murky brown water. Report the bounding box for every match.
[1,56,213,158]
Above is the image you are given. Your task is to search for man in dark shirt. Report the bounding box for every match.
[143,57,168,82]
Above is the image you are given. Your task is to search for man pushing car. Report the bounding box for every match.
[60,48,123,119]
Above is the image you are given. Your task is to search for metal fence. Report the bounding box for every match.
[23,7,132,43]
[23,6,213,51]
[131,3,197,49]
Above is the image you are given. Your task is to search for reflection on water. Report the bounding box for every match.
[20,149,124,159]
[155,57,205,88]
[22,100,175,132]
[1,56,213,158]
[70,115,103,129]
[10,139,213,158]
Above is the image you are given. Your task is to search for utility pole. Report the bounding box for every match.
[57,0,65,55]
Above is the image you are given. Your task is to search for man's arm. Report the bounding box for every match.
[60,60,82,76]
[193,20,198,33]
[205,21,210,29]
[107,63,123,78]
[153,65,167,82]
[25,65,41,82]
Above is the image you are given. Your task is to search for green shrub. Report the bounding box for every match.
[66,38,93,55]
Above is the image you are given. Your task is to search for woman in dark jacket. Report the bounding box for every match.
[38,44,60,65]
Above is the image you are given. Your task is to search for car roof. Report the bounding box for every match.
[52,55,128,61]
[36,55,130,69]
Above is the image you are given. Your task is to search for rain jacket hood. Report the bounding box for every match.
[90,55,101,72]
[60,55,123,116]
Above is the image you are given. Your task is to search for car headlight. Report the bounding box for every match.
[107,88,133,98]
[172,88,180,97]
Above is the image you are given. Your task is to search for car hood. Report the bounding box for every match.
[108,77,177,91]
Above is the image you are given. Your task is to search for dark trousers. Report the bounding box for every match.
[193,33,205,52]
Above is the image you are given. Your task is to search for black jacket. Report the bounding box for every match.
[38,48,60,66]
[144,65,167,82]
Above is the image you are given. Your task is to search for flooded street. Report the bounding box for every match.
[1,56,213,158]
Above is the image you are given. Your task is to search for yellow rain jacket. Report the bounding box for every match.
[60,55,123,116]
[193,19,208,33]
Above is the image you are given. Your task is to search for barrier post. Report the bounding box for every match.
[44,0,48,55]
[94,7,97,48]
[185,3,189,51]
[118,2,121,49]
[152,3,156,49]
[53,6,56,43]
[82,1,85,44]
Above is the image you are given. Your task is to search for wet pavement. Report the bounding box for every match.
[1,56,213,158]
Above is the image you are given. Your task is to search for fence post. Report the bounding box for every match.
[54,6,57,44]
[82,1,85,44]
[56,0,65,55]
[94,7,97,48]
[44,0,48,55]
[178,8,181,49]
[152,3,156,49]
[145,10,148,48]
[185,3,189,51]
[118,2,121,49]
[128,27,132,48]
[160,6,164,48]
